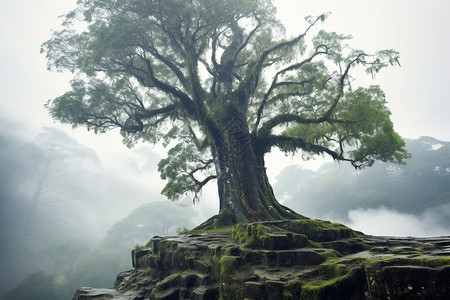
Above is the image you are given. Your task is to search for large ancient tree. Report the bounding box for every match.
[42,0,409,228]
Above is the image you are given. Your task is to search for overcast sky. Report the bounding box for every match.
[1,0,449,196]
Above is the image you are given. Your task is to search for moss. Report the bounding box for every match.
[319,249,341,261]
[317,260,348,278]
[187,225,234,234]
[365,257,450,299]
[231,223,311,251]
[231,223,278,248]
[321,238,370,255]
[220,256,241,274]
[414,257,450,267]
[365,257,450,269]
[280,219,358,242]
[390,247,423,255]
[219,256,252,300]
[301,276,342,299]
[282,279,302,299]
[134,244,146,251]
[231,224,251,244]
[301,263,367,299]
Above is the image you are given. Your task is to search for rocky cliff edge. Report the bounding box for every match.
[73,220,450,299]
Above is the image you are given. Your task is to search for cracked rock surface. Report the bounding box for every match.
[73,220,450,299]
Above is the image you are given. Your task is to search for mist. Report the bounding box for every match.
[1,0,450,298]
[273,136,450,238]
[343,206,450,237]
[0,119,217,299]
[1,120,449,299]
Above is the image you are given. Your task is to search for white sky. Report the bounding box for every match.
[1,0,449,186]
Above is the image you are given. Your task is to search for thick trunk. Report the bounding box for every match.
[198,108,303,229]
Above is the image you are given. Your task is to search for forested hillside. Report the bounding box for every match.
[0,125,199,299]
[275,136,450,231]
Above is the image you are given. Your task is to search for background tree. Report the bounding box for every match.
[42,0,409,227]
[21,128,100,236]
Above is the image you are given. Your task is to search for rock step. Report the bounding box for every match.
[153,285,219,300]
[242,248,330,267]
[73,287,143,299]
[74,222,450,300]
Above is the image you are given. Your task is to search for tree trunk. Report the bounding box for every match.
[197,106,304,229]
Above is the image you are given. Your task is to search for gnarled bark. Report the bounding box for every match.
[197,107,303,229]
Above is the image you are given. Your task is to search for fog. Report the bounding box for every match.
[0,121,218,299]
[273,136,450,238]
[1,0,450,298]
[0,120,217,239]
[344,206,450,237]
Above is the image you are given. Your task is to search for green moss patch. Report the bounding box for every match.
[280,219,358,242]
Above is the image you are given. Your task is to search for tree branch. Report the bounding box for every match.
[257,52,366,138]
[195,175,217,188]
[263,135,340,158]
[142,45,188,88]
[240,14,325,97]
[122,55,197,116]
[233,18,261,62]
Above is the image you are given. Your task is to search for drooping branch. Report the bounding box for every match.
[261,134,369,168]
[193,175,217,190]
[158,141,216,201]
[258,112,363,137]
[320,54,365,121]
[188,159,217,187]
[264,134,340,158]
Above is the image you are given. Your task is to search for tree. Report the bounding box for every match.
[21,128,100,236]
[42,0,409,228]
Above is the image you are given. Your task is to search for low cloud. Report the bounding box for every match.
[343,206,450,237]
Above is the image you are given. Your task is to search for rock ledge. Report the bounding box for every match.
[73,220,450,299]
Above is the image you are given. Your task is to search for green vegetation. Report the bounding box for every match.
[114,220,450,299]
[365,257,450,269]
[280,220,358,242]
[183,225,235,235]
[390,247,423,255]
[42,0,408,227]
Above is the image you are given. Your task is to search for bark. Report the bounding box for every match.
[196,105,304,229]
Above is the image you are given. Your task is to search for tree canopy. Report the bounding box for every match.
[42,0,409,227]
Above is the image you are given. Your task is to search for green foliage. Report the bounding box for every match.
[158,142,214,201]
[282,85,409,168]
[42,0,409,203]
